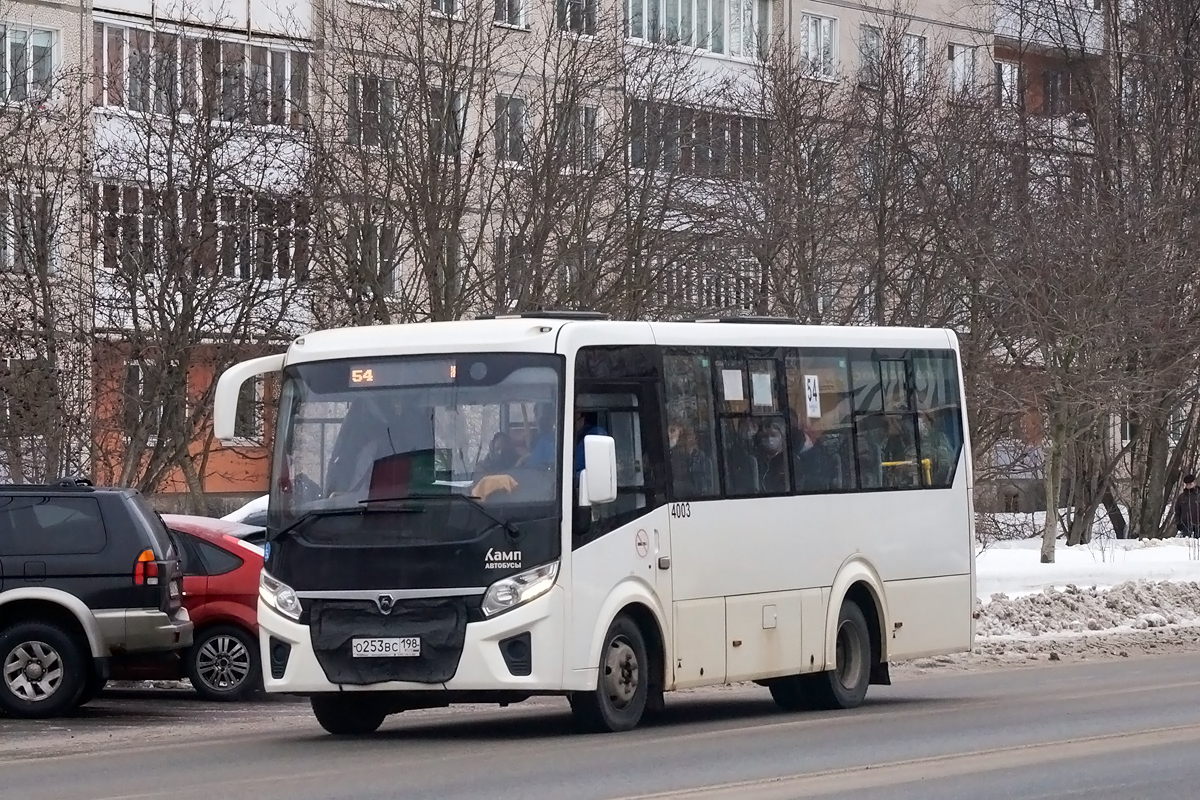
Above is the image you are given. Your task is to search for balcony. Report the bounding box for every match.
[996,0,1106,55]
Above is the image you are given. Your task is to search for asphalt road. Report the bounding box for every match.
[4,653,1200,800]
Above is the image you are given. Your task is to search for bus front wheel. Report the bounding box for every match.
[570,614,649,733]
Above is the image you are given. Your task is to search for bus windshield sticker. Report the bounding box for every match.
[751,372,773,408]
[805,375,821,418]
[722,369,744,402]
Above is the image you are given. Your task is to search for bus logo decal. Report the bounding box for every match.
[485,548,523,570]
[376,594,396,614]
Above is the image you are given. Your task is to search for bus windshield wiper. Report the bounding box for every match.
[269,506,365,543]
[360,492,522,541]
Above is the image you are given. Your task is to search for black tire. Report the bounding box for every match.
[187,625,261,702]
[767,675,811,712]
[570,614,650,733]
[0,621,88,719]
[75,665,108,708]
[310,695,388,735]
[807,600,872,710]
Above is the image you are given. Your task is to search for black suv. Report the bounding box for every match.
[0,478,192,718]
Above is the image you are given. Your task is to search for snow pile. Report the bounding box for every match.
[977,580,1200,638]
[976,537,1200,599]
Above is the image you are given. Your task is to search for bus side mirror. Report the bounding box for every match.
[578,435,618,507]
[214,353,286,442]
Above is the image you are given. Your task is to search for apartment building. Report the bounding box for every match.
[0,0,1072,501]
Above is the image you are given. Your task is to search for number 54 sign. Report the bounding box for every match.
[805,375,821,418]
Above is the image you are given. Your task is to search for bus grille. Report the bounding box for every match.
[308,598,468,685]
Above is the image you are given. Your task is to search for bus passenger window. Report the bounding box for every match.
[785,353,854,493]
[715,357,789,497]
[663,354,720,499]
[912,352,965,488]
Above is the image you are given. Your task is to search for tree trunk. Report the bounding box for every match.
[1041,413,1065,563]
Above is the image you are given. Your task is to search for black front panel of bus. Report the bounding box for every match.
[267,510,560,593]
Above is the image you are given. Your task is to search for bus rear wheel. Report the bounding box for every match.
[310,695,387,735]
[570,614,649,733]
[808,599,872,710]
[768,599,872,713]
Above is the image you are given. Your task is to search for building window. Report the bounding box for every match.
[493,233,527,309]
[799,15,836,79]
[1043,69,1071,115]
[995,60,1020,108]
[431,88,464,156]
[628,0,768,58]
[495,95,526,164]
[346,215,400,295]
[232,377,265,441]
[859,25,881,88]
[901,33,926,89]
[558,241,598,293]
[557,103,599,169]
[559,0,596,34]
[0,189,52,274]
[947,43,977,96]
[496,0,525,26]
[93,23,307,127]
[432,0,459,16]
[2,25,54,102]
[98,185,309,281]
[349,76,395,147]
[124,360,164,443]
[629,100,765,181]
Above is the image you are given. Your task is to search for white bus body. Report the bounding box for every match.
[214,316,975,734]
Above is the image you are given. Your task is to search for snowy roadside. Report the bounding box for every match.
[919,529,1200,672]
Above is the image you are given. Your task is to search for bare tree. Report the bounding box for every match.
[88,13,310,507]
[0,27,93,483]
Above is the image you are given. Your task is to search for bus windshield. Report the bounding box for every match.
[271,353,563,531]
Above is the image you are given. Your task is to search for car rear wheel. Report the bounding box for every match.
[311,695,388,735]
[0,621,87,719]
[75,665,108,708]
[187,625,260,702]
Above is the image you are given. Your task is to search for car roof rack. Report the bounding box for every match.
[0,476,96,491]
[683,316,802,325]
[477,310,610,321]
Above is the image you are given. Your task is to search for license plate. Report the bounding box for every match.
[168,582,180,599]
[351,637,420,658]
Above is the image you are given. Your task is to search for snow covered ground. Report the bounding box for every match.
[975,529,1200,640]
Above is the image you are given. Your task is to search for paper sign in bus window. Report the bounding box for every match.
[722,369,744,402]
[805,375,821,418]
[751,372,774,408]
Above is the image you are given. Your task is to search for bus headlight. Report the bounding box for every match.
[260,570,303,621]
[481,561,559,618]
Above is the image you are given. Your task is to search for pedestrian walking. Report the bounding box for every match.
[1175,474,1200,538]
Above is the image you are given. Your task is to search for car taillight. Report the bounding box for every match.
[134,549,159,586]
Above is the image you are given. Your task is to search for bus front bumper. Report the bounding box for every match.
[258,588,567,694]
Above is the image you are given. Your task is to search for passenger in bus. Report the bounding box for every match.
[573,411,608,476]
[755,421,790,494]
[669,422,714,496]
[478,431,519,474]
[918,409,957,486]
[793,418,837,492]
[724,418,760,494]
[523,403,559,468]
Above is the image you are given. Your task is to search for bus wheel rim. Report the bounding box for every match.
[603,636,639,710]
[835,621,863,689]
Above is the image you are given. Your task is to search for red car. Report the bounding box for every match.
[110,515,264,701]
